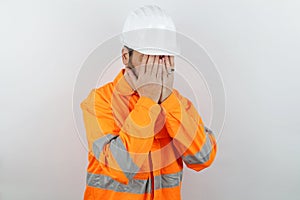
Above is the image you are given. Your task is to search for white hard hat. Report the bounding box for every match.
[120,5,180,56]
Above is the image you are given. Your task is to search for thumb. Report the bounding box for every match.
[125,68,138,89]
[127,68,138,81]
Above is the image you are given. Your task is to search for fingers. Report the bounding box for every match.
[165,56,171,69]
[162,57,168,80]
[169,56,174,67]
[136,54,172,82]
[157,58,163,80]
[139,55,149,75]
[126,68,137,82]
[146,55,155,74]
[165,56,175,75]
[152,56,159,76]
[141,54,149,65]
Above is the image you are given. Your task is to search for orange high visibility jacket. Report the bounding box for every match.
[80,68,217,200]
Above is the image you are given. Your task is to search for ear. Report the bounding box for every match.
[121,47,129,66]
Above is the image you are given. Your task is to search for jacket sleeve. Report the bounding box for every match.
[80,87,161,185]
[160,89,217,172]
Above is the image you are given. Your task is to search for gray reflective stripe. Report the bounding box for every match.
[109,137,140,180]
[92,134,117,159]
[154,171,183,190]
[92,134,140,180]
[182,132,213,164]
[87,172,152,194]
[87,171,183,193]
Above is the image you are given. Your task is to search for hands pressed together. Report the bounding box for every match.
[125,55,175,104]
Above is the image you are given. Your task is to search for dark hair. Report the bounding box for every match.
[124,45,134,57]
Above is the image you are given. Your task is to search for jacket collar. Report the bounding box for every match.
[113,68,135,96]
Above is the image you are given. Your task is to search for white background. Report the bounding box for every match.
[1,0,300,200]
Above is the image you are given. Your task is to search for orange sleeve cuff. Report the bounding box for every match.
[135,96,161,116]
[160,91,181,113]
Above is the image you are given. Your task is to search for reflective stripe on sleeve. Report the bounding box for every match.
[92,134,117,159]
[109,136,140,179]
[92,133,140,180]
[181,130,213,165]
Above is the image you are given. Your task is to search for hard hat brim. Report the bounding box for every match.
[134,47,180,56]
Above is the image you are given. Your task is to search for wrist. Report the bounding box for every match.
[140,95,159,104]
[159,91,172,103]
[160,90,180,113]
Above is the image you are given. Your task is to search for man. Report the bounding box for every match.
[80,5,217,200]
